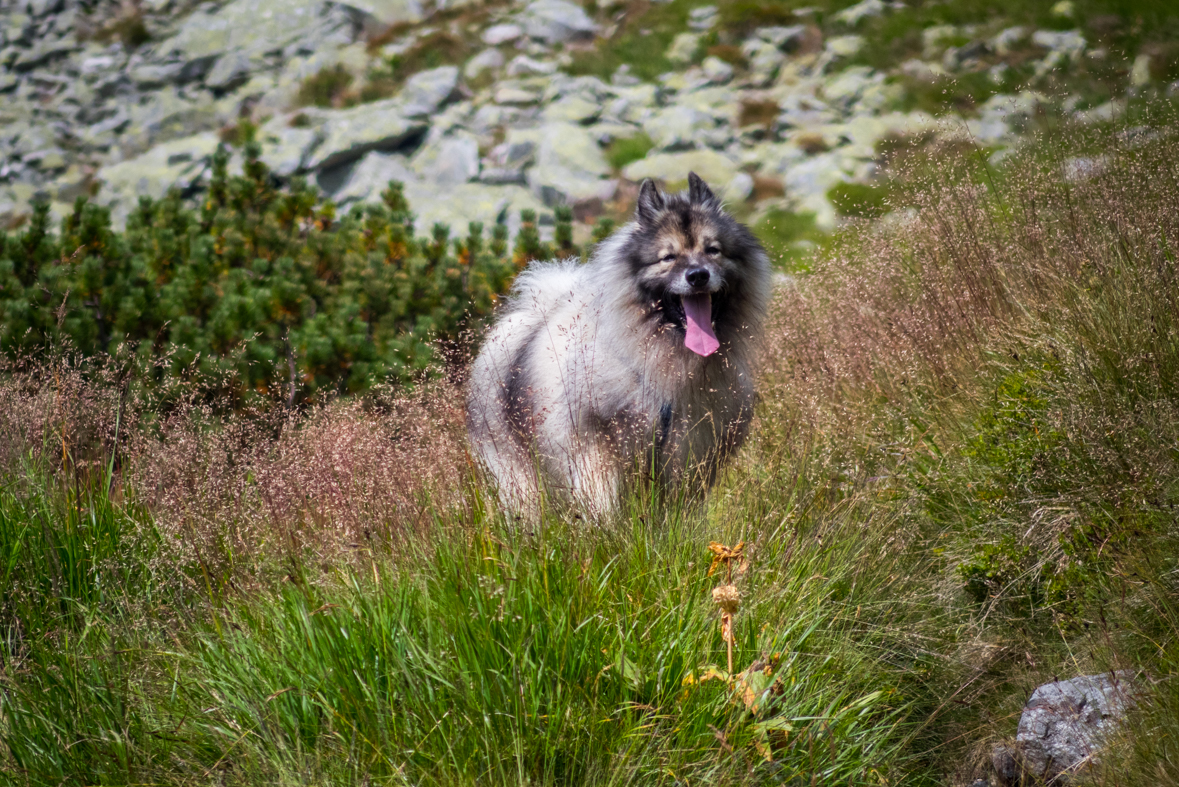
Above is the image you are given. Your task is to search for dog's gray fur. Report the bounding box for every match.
[466,173,772,514]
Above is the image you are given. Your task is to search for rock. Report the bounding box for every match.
[825,35,864,58]
[123,88,223,154]
[545,74,610,103]
[900,58,947,81]
[822,66,883,107]
[990,26,1028,56]
[482,23,523,46]
[306,99,427,170]
[527,122,612,206]
[48,164,93,202]
[410,130,480,186]
[481,132,536,184]
[335,0,424,33]
[1014,672,1139,782]
[205,51,253,92]
[471,103,535,137]
[836,0,887,26]
[129,62,185,90]
[643,105,718,151]
[95,132,222,227]
[409,181,547,238]
[1032,29,1085,57]
[605,84,657,124]
[922,25,959,58]
[756,25,808,51]
[700,56,734,85]
[157,0,350,74]
[399,66,460,117]
[1130,54,1152,87]
[991,743,1020,785]
[12,37,79,72]
[726,171,754,202]
[255,116,321,177]
[506,55,558,77]
[494,78,548,105]
[776,95,836,131]
[667,32,701,65]
[975,91,1044,141]
[742,39,786,84]
[542,93,601,124]
[330,150,414,205]
[1074,99,1124,125]
[622,148,738,191]
[335,153,546,236]
[688,5,718,32]
[519,0,598,45]
[464,48,504,80]
[779,151,851,228]
[24,148,67,172]
[611,64,641,87]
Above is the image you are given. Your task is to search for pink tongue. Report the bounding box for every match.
[682,293,719,357]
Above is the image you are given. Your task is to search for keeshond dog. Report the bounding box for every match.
[467,172,772,515]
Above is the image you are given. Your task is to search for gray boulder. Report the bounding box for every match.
[334,0,424,34]
[155,0,350,75]
[122,88,223,154]
[621,148,740,194]
[410,131,480,186]
[204,51,253,92]
[1014,672,1139,783]
[526,122,612,206]
[400,66,460,118]
[331,150,415,205]
[95,132,222,227]
[464,48,504,80]
[482,23,523,46]
[642,105,717,151]
[305,100,427,170]
[519,0,597,45]
[255,116,322,177]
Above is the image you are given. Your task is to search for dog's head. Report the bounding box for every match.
[625,173,768,357]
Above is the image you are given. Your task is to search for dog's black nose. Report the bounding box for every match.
[685,268,710,288]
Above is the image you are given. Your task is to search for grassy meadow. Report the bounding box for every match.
[3,111,1179,786]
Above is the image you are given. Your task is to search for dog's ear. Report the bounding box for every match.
[636,178,666,224]
[687,172,717,206]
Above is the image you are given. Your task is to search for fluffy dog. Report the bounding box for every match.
[467,173,772,515]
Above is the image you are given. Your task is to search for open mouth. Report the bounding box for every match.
[660,292,720,357]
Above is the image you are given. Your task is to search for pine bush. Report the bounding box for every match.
[0,144,582,406]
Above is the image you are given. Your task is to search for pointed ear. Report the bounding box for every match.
[687,172,717,206]
[636,178,666,224]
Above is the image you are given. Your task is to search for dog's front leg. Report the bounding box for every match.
[567,435,620,517]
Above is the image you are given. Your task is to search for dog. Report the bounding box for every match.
[467,172,772,515]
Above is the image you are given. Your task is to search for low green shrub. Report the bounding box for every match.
[0,144,579,406]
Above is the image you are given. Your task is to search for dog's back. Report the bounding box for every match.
[466,259,589,512]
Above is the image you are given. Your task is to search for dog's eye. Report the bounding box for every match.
[659,253,677,263]
[705,246,721,256]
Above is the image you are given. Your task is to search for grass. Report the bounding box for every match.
[4,109,1179,785]
[605,133,655,171]
[751,208,828,272]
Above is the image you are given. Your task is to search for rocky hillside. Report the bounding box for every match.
[1,0,1175,242]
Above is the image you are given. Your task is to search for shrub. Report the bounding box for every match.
[0,144,577,406]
